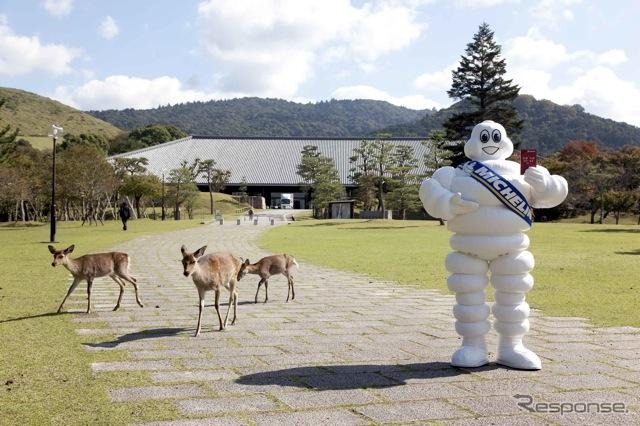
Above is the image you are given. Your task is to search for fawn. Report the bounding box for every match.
[237,254,298,303]
[49,245,143,313]
[180,245,242,337]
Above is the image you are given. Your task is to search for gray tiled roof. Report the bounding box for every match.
[109,136,431,186]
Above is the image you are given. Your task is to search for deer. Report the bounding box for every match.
[237,254,298,303]
[180,245,242,337]
[48,245,143,313]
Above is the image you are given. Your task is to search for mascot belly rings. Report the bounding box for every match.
[420,121,567,370]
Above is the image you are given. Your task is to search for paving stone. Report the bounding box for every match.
[92,360,174,372]
[455,378,560,396]
[535,373,635,390]
[355,400,466,422]
[251,409,366,426]
[177,395,278,415]
[132,417,246,426]
[108,384,206,401]
[454,395,526,416]
[276,388,377,408]
[372,382,474,401]
[151,370,237,382]
[299,372,399,390]
[442,414,549,425]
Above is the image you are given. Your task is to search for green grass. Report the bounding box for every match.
[0,219,206,425]
[1,86,122,146]
[260,220,640,327]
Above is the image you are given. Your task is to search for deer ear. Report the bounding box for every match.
[244,259,250,265]
[64,245,75,254]
[180,245,187,255]
[48,245,56,254]
[194,246,207,258]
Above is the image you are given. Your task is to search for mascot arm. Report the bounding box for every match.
[419,166,458,220]
[525,165,569,209]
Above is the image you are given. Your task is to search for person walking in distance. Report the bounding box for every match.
[119,201,131,231]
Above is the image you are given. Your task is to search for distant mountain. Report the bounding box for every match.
[383,94,640,154]
[0,87,122,149]
[88,97,428,138]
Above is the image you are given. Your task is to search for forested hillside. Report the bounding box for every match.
[384,95,640,154]
[89,98,428,137]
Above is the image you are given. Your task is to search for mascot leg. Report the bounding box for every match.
[445,251,490,368]
[490,250,541,370]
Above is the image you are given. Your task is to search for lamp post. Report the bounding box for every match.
[161,168,166,221]
[48,125,63,242]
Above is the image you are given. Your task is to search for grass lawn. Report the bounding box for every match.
[260,220,640,327]
[0,219,206,425]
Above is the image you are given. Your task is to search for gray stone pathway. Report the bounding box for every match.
[65,220,640,425]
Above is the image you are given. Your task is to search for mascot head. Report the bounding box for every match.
[464,120,513,162]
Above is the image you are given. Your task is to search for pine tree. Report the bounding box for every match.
[444,22,523,165]
[387,144,421,220]
[0,99,19,163]
[297,145,344,218]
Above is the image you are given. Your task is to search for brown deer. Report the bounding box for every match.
[181,245,242,337]
[48,245,143,313]
[237,254,298,303]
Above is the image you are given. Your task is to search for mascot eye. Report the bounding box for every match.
[480,130,490,143]
[492,129,501,142]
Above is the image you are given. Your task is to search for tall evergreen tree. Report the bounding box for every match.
[297,145,344,218]
[444,22,523,165]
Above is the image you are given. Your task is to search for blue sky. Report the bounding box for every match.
[1,0,639,126]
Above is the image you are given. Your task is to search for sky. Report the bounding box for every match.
[1,0,639,126]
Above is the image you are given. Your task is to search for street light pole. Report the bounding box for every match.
[49,125,63,242]
[161,170,166,221]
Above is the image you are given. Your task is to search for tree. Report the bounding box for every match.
[297,145,344,218]
[239,176,248,197]
[60,133,109,153]
[168,159,200,220]
[349,140,377,210]
[109,124,188,154]
[197,159,231,214]
[350,134,396,211]
[387,145,421,220]
[444,22,523,165]
[0,99,19,163]
[120,174,162,218]
[112,157,149,178]
[423,130,453,224]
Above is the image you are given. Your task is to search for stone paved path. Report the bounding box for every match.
[66,220,640,425]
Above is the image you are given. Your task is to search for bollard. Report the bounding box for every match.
[236,218,241,225]
[254,218,258,225]
[219,218,224,225]
[270,218,275,225]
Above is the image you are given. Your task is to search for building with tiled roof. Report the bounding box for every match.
[110,136,431,208]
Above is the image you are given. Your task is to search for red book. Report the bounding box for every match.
[520,149,537,174]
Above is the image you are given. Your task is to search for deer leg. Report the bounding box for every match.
[86,278,94,313]
[254,279,263,304]
[195,288,205,337]
[223,280,235,328]
[57,277,81,313]
[283,270,295,302]
[110,275,125,311]
[264,279,269,303]
[214,289,224,331]
[118,273,143,308]
[232,288,238,325]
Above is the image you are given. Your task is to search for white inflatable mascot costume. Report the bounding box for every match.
[420,121,567,370]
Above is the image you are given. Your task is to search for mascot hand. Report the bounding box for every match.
[524,166,550,193]
[450,192,479,215]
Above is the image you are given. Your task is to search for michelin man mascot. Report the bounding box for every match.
[420,121,567,370]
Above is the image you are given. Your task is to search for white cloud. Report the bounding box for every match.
[332,85,439,110]
[197,0,423,97]
[0,14,81,76]
[597,49,628,66]
[530,0,582,28]
[504,29,640,126]
[453,0,517,8]
[52,75,229,110]
[42,0,73,17]
[414,63,456,93]
[99,16,119,40]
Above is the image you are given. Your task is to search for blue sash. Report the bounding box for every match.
[458,161,533,226]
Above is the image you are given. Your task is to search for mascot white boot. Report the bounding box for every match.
[420,121,567,370]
